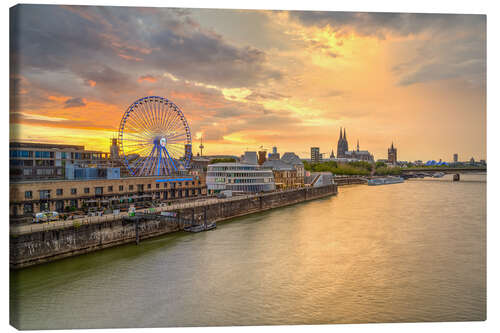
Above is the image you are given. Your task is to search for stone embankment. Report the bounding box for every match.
[10,184,337,269]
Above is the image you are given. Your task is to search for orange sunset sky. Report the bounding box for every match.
[10,5,486,161]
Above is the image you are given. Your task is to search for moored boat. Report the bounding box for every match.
[184,222,217,233]
[367,177,404,186]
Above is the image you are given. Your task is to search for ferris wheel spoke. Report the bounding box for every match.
[121,138,151,145]
[167,118,186,137]
[167,145,186,160]
[166,132,187,142]
[134,101,156,135]
[133,103,155,136]
[147,98,161,131]
[164,109,181,135]
[125,113,150,134]
[152,98,162,129]
[142,99,156,130]
[123,120,148,138]
[159,100,169,130]
[164,105,179,132]
[127,110,155,139]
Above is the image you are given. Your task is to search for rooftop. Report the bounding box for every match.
[262,159,294,171]
[10,141,85,150]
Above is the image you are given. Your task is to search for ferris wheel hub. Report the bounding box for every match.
[155,137,167,147]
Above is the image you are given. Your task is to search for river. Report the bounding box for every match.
[10,173,486,329]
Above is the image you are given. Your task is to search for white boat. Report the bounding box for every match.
[432,172,445,178]
[367,177,404,186]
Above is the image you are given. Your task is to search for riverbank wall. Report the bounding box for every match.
[333,176,367,186]
[10,184,337,269]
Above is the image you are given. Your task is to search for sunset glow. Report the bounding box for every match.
[10,6,486,161]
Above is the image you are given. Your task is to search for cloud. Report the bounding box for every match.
[288,12,484,39]
[138,75,158,83]
[64,97,86,108]
[393,30,485,87]
[10,5,282,90]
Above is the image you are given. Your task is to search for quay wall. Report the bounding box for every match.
[334,177,367,186]
[10,184,337,269]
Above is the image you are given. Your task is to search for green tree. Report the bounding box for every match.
[210,158,236,164]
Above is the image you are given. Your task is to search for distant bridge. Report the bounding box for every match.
[400,167,486,174]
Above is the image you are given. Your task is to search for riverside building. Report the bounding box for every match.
[10,175,207,222]
[206,163,275,194]
[10,142,111,181]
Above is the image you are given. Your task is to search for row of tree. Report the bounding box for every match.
[303,161,402,176]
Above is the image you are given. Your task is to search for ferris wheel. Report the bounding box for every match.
[118,96,192,177]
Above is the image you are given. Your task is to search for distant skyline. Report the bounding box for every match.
[10,5,486,161]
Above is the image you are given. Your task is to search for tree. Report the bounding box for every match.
[210,158,236,164]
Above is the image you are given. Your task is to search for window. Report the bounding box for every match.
[164,183,168,188]
[119,185,124,191]
[55,201,64,211]
[147,184,151,189]
[84,187,90,194]
[137,184,144,191]
[25,191,32,199]
[156,183,160,189]
[108,186,113,192]
[95,187,103,195]
[23,169,33,176]
[39,190,50,199]
[23,203,33,214]
[36,169,53,175]
[35,151,51,158]
[129,185,134,191]
[71,188,77,195]
[56,189,63,196]
[61,152,67,159]
[10,150,32,158]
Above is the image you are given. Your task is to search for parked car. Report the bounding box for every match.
[33,211,59,223]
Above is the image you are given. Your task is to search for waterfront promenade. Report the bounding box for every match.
[10,179,365,236]
[10,192,266,236]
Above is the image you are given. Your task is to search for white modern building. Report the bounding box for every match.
[206,163,275,194]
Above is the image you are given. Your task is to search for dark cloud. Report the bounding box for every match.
[393,31,485,86]
[64,97,86,108]
[78,66,132,92]
[288,11,484,39]
[10,4,282,91]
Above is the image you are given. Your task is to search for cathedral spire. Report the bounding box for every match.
[357,139,359,152]
[339,127,343,140]
[343,128,346,140]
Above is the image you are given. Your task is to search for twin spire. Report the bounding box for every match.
[339,127,347,140]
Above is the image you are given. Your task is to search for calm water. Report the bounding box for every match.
[10,174,486,329]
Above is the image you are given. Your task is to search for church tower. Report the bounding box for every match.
[337,127,349,158]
